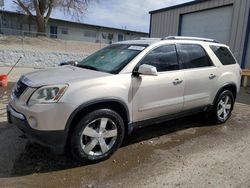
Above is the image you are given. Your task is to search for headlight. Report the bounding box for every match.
[28,85,68,105]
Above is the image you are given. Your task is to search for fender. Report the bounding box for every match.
[64,98,130,132]
[213,82,237,105]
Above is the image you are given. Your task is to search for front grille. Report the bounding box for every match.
[13,80,28,98]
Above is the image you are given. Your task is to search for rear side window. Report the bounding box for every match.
[139,44,179,72]
[210,45,236,65]
[178,44,213,69]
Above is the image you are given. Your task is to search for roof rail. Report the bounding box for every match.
[140,37,162,40]
[164,36,220,43]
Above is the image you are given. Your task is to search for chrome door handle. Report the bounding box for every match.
[209,74,216,79]
[173,79,183,85]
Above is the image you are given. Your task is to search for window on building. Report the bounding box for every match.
[178,44,213,69]
[61,28,68,35]
[84,30,97,38]
[139,45,179,72]
[50,25,58,38]
[118,34,124,41]
[210,45,236,65]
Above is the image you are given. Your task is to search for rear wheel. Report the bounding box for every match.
[70,109,125,163]
[210,90,234,124]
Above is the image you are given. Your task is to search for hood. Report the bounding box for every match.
[21,66,110,87]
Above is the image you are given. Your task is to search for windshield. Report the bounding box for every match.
[78,44,148,74]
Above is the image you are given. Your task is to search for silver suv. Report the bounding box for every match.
[7,36,241,162]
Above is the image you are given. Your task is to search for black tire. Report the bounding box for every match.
[70,109,125,163]
[210,90,235,124]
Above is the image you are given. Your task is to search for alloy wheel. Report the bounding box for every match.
[80,118,118,156]
[217,95,232,121]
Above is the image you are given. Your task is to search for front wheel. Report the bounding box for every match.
[70,109,125,163]
[210,90,234,124]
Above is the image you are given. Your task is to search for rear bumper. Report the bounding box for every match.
[7,105,67,153]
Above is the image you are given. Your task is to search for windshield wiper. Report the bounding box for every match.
[77,64,99,71]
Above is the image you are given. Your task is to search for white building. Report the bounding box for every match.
[0,10,148,44]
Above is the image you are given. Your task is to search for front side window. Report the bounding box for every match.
[139,45,179,72]
[210,45,236,65]
[78,44,147,74]
[178,44,213,69]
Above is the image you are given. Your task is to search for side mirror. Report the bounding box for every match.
[137,64,158,76]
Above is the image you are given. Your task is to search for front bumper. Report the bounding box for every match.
[7,105,67,153]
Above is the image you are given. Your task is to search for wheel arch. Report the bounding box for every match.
[213,83,237,105]
[64,98,130,147]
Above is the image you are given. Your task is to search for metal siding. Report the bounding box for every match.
[169,10,174,35]
[169,11,173,35]
[165,12,170,35]
[242,4,250,68]
[229,0,240,51]
[161,11,165,36]
[174,9,181,35]
[158,12,162,36]
[245,30,250,68]
[239,0,249,63]
[233,0,247,61]
[232,0,243,60]
[153,13,160,37]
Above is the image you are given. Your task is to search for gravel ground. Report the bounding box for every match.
[0,83,250,188]
[0,36,107,67]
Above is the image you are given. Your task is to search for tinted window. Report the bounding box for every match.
[210,45,236,65]
[139,45,179,72]
[179,44,213,69]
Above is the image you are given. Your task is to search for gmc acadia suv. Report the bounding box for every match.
[7,36,241,162]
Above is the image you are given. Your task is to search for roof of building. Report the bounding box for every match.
[149,0,207,14]
[0,10,148,35]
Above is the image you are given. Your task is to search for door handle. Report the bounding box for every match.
[173,79,183,85]
[209,74,216,79]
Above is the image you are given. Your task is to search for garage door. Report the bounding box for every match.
[180,6,233,44]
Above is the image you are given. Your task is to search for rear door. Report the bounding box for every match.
[176,43,218,110]
[132,44,185,122]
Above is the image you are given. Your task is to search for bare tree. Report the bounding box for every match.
[13,0,91,34]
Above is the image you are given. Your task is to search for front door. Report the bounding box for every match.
[132,44,184,122]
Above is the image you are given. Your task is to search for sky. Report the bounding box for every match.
[3,0,192,33]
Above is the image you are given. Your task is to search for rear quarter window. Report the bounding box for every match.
[210,45,236,65]
[178,44,213,69]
